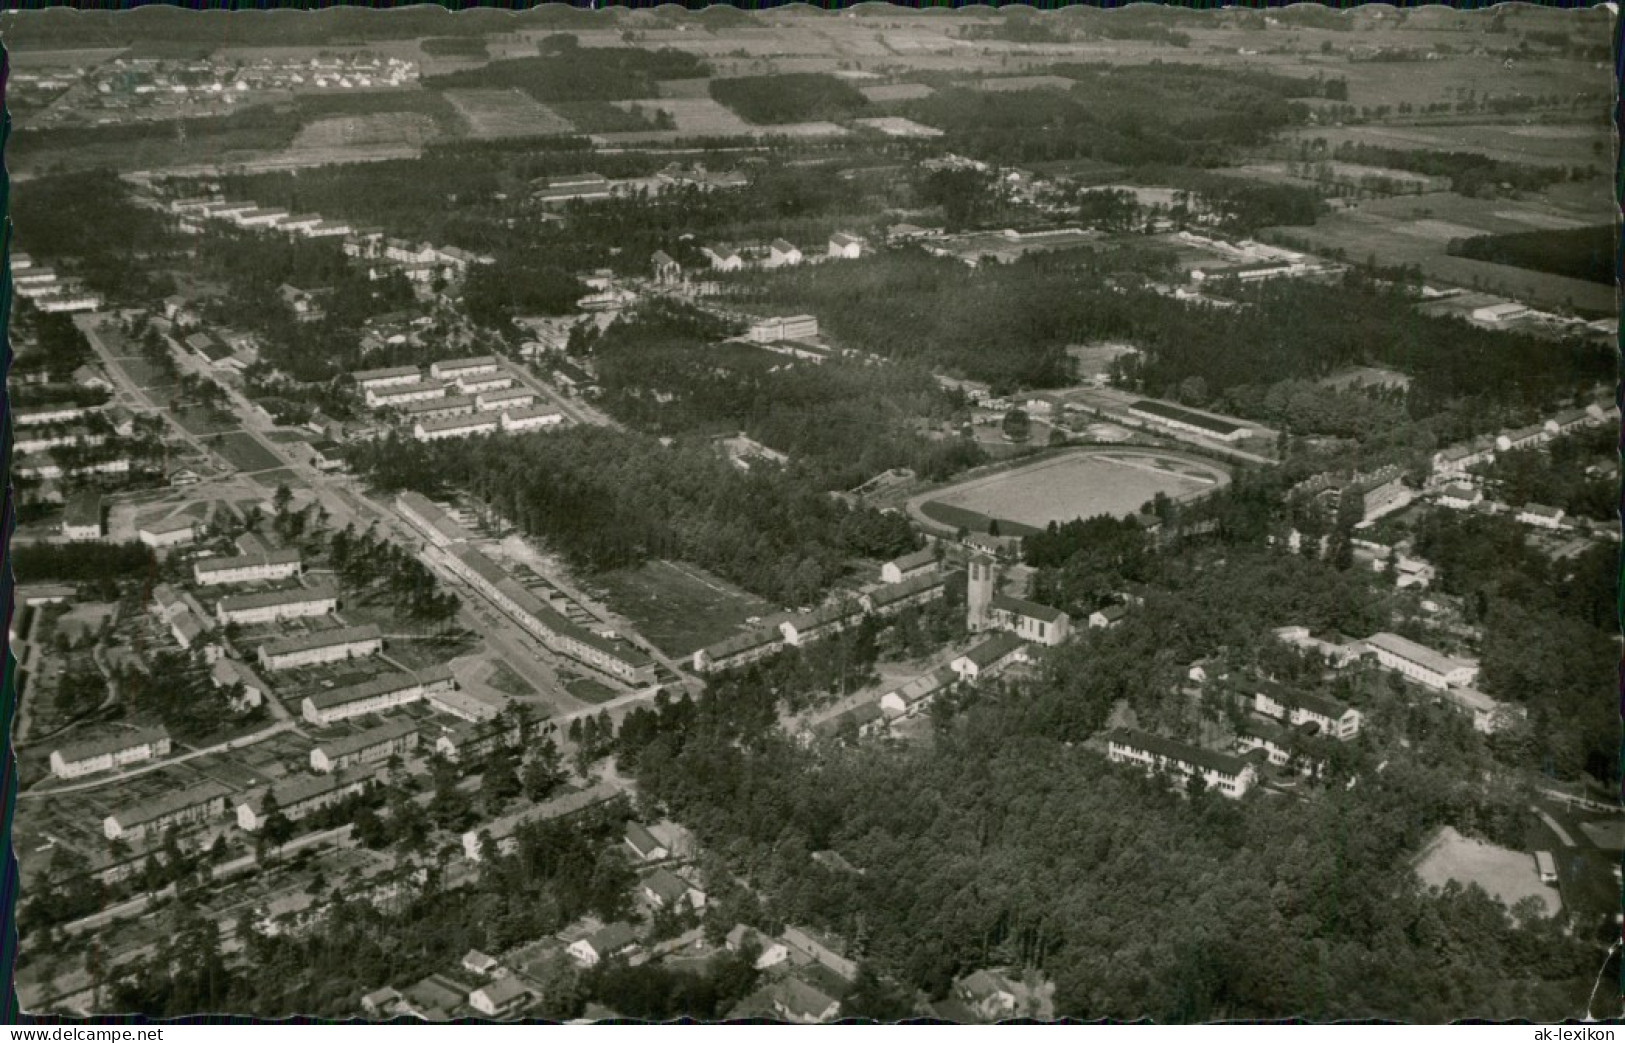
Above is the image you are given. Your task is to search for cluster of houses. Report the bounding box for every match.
[352,357,564,441]
[1427,400,1609,532]
[397,492,657,686]
[84,54,416,108]
[12,254,102,313]
[695,231,868,275]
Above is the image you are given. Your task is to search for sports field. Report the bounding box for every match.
[1415,826,1561,918]
[916,448,1228,533]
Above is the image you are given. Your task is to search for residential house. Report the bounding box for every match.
[828,232,866,259]
[105,780,231,842]
[692,624,786,674]
[807,700,887,742]
[353,366,423,391]
[1089,604,1128,629]
[701,245,744,272]
[726,925,790,970]
[625,821,669,862]
[301,668,452,726]
[460,781,619,861]
[1436,483,1483,510]
[462,951,500,976]
[1498,424,1550,452]
[567,923,640,968]
[651,250,682,284]
[950,632,1029,683]
[879,665,958,719]
[1246,679,1363,741]
[60,491,104,541]
[773,977,841,1025]
[51,727,172,779]
[781,925,859,982]
[309,719,420,773]
[395,491,468,549]
[210,658,269,709]
[957,969,1019,1022]
[1517,503,1565,529]
[1443,686,1526,735]
[861,570,950,617]
[765,239,803,268]
[881,546,938,585]
[779,601,865,647]
[215,582,338,626]
[257,624,383,672]
[468,978,530,1019]
[641,867,706,912]
[235,769,372,832]
[366,381,449,409]
[413,413,499,442]
[500,406,566,433]
[192,549,302,587]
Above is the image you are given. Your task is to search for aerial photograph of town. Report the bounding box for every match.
[1,2,1618,1025]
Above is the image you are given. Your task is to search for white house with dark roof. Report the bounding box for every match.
[881,546,938,585]
[950,633,1029,683]
[1516,503,1565,530]
[258,624,383,672]
[567,923,639,968]
[1435,483,1483,510]
[1106,728,1257,799]
[1246,679,1363,741]
[828,232,866,259]
[624,821,669,862]
[51,727,172,779]
[1360,632,1479,691]
[766,238,803,268]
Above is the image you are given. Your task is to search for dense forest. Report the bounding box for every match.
[1473,425,1616,521]
[421,37,707,102]
[578,300,984,489]
[708,73,870,125]
[1448,225,1615,287]
[609,585,1597,1020]
[349,426,916,607]
[1328,142,1595,198]
[899,65,1333,168]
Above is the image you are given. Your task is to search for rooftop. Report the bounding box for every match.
[259,624,382,658]
[1363,632,1475,678]
[109,779,232,828]
[314,719,420,762]
[960,631,1028,669]
[990,593,1068,625]
[1129,399,1246,436]
[217,582,338,614]
[56,726,169,765]
[1108,727,1251,778]
[195,548,301,574]
[305,671,427,712]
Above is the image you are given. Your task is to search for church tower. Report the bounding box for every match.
[966,554,996,632]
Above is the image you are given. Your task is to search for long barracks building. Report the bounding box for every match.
[443,543,656,686]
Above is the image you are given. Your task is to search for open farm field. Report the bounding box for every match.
[916,447,1228,534]
[612,97,750,136]
[592,559,774,658]
[290,113,442,151]
[442,88,574,138]
[1289,118,1612,169]
[1270,206,1616,316]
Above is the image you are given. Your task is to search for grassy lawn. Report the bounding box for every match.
[114,356,179,391]
[212,431,285,473]
[919,499,1042,539]
[250,468,306,489]
[563,675,619,705]
[485,659,535,697]
[591,559,774,657]
[172,405,239,437]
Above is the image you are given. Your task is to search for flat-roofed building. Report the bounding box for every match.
[1360,632,1479,690]
[1106,728,1257,799]
[51,727,172,779]
[216,582,339,626]
[193,549,303,587]
[310,719,420,773]
[258,624,383,672]
[105,780,231,842]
